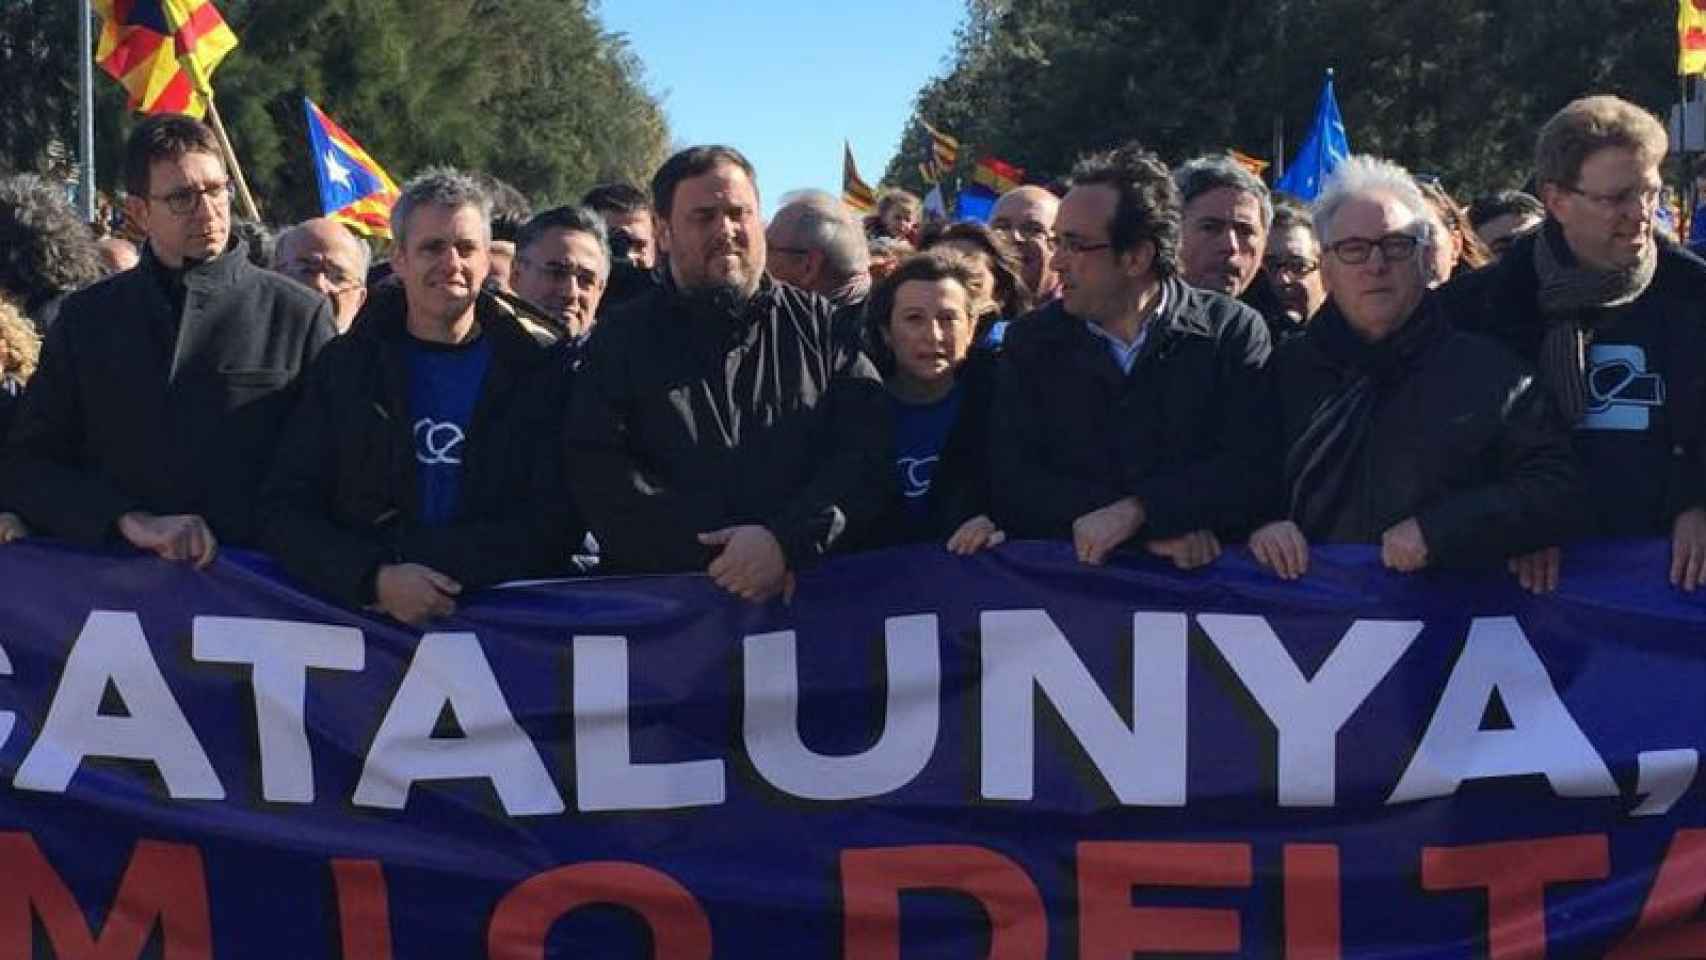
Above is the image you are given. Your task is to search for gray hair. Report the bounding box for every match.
[1311,155,1436,253]
[1173,154,1273,227]
[772,189,870,279]
[274,219,372,278]
[515,204,611,281]
[391,167,492,248]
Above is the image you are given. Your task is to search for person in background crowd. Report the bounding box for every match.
[476,173,531,294]
[919,221,1031,348]
[0,115,333,564]
[0,298,36,543]
[509,203,609,344]
[231,219,275,268]
[273,217,371,333]
[990,185,1061,303]
[1441,94,1706,591]
[868,237,912,282]
[869,188,921,244]
[95,236,140,275]
[1249,156,1579,589]
[766,189,872,309]
[568,145,891,602]
[1418,178,1491,284]
[261,168,579,626]
[1467,189,1545,260]
[0,173,105,331]
[581,181,659,312]
[855,251,1002,552]
[991,141,1272,570]
[1262,199,1327,336]
[1173,153,1270,299]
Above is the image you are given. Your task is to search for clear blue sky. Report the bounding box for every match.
[596,2,965,216]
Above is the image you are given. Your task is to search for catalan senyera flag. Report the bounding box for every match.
[304,99,400,240]
[972,155,1024,194]
[1682,0,1706,75]
[921,121,960,171]
[1230,149,1271,178]
[843,142,876,215]
[94,0,238,117]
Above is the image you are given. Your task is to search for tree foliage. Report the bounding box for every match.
[2,0,669,223]
[885,0,1679,198]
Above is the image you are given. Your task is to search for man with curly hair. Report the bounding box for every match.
[0,174,105,330]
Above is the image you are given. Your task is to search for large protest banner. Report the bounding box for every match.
[0,539,1702,958]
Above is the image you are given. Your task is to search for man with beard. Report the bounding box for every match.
[1441,95,1706,592]
[510,204,609,344]
[568,145,890,602]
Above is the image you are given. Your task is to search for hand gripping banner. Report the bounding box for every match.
[0,540,1702,957]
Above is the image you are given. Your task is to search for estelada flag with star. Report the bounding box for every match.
[94,0,239,117]
[304,98,400,239]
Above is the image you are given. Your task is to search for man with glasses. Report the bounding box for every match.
[1249,156,1578,589]
[1262,200,1327,335]
[990,141,1273,569]
[510,204,609,344]
[990,185,1061,303]
[274,218,370,332]
[0,115,333,564]
[1442,95,1706,592]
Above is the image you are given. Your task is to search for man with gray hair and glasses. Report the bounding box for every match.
[273,217,371,333]
[766,189,872,309]
[261,167,581,626]
[1441,94,1706,592]
[1250,155,1579,590]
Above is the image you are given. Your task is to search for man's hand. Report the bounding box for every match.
[1250,520,1310,580]
[1145,529,1222,570]
[1072,497,1145,565]
[1380,517,1429,573]
[946,515,1006,555]
[117,511,217,567]
[1671,507,1706,591]
[699,525,790,602]
[1508,546,1561,594]
[0,512,28,544]
[373,563,461,626]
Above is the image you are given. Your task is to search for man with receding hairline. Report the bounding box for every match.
[990,185,1061,302]
[274,217,370,332]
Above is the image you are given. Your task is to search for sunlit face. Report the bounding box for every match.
[660,162,765,299]
[129,150,231,268]
[1179,186,1266,296]
[882,278,974,388]
[1263,224,1326,324]
[1319,192,1428,342]
[513,227,608,338]
[1542,146,1661,272]
[991,187,1059,296]
[881,202,919,241]
[935,240,999,319]
[392,202,489,327]
[1052,183,1151,325]
[603,208,655,269]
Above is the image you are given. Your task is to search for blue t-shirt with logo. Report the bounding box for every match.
[890,383,963,524]
[407,334,493,528]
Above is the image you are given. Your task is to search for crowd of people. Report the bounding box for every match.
[0,92,1702,626]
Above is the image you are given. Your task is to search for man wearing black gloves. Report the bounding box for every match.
[990,141,1273,569]
[261,168,578,625]
[1,115,332,563]
[568,145,890,602]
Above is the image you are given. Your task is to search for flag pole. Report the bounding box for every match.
[179,49,261,221]
[78,0,97,223]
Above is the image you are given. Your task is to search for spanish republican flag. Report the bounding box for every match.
[972,155,1024,194]
[1683,0,1706,75]
[94,0,238,117]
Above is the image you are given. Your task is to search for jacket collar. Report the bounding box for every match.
[140,238,250,290]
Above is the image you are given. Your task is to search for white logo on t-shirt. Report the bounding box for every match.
[415,418,465,465]
[1581,344,1664,432]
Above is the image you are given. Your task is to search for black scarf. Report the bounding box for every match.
[1285,296,1445,535]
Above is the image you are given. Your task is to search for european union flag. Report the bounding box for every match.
[303,98,400,238]
[1275,70,1350,202]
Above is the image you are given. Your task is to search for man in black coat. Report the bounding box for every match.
[1438,95,1706,591]
[260,169,579,626]
[991,141,1273,568]
[0,115,333,562]
[567,146,890,602]
[1249,157,1580,586]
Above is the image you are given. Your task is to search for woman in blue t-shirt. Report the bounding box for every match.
[859,250,1004,554]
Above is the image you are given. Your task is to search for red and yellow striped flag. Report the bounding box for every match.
[94,0,238,117]
[843,142,876,214]
[1683,0,1706,75]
